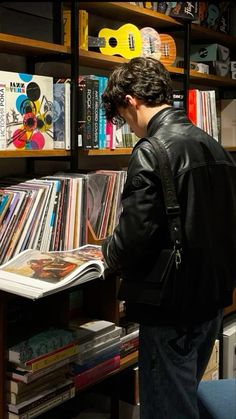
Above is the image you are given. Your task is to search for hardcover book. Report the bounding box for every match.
[0,70,54,150]
[0,244,104,299]
[53,81,71,150]
[8,327,76,364]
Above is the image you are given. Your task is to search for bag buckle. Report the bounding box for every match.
[166,205,181,215]
[174,247,182,269]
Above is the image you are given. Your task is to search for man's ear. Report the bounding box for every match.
[125,94,139,108]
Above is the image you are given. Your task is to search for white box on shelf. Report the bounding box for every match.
[223,321,236,378]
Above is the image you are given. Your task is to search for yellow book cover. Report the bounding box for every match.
[79,10,88,50]
[28,343,79,372]
[63,9,71,47]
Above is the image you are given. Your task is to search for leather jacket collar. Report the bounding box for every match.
[147,107,188,137]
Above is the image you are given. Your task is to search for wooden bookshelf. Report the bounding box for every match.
[80,147,133,156]
[0,2,235,418]
[224,289,236,316]
[0,32,70,56]
[191,24,236,50]
[79,49,183,76]
[0,150,70,158]
[79,2,182,29]
[189,70,236,87]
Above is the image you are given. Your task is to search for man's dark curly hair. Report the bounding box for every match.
[102,57,173,126]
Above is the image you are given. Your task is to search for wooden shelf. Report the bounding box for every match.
[79,2,182,29]
[191,24,236,50]
[0,150,70,158]
[224,147,236,152]
[224,289,236,316]
[79,49,183,76]
[189,70,236,87]
[80,147,133,156]
[0,32,70,56]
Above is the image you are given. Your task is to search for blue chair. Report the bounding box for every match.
[197,379,236,418]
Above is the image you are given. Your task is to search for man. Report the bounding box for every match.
[101,57,236,419]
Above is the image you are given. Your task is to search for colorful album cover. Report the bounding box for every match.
[0,70,54,150]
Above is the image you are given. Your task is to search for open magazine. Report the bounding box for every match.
[0,245,104,299]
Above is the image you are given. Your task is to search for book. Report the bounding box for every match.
[7,370,67,405]
[71,342,120,375]
[7,379,75,417]
[69,318,116,340]
[79,10,89,50]
[73,355,120,390]
[53,81,71,150]
[63,9,71,47]
[120,329,139,357]
[76,338,121,365]
[7,354,76,384]
[0,82,6,149]
[11,342,80,373]
[8,327,77,364]
[0,244,104,299]
[0,70,54,150]
[73,327,122,360]
[7,367,67,395]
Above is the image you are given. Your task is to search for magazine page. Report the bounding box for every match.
[0,245,104,299]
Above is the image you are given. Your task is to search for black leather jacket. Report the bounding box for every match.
[102,107,236,325]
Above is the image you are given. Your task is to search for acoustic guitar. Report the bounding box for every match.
[159,33,177,66]
[98,23,142,59]
[140,27,162,60]
[140,27,176,66]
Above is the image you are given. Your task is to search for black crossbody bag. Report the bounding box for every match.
[121,137,184,309]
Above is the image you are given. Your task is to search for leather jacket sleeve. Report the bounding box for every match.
[102,141,168,277]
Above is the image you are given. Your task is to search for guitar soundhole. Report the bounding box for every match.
[109,37,117,48]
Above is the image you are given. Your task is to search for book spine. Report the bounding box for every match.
[25,344,79,372]
[187,89,197,125]
[72,345,120,374]
[84,77,93,149]
[8,354,76,384]
[79,10,88,50]
[63,9,71,47]
[73,355,120,390]
[101,77,108,149]
[64,82,71,150]
[53,83,66,150]
[8,384,75,417]
[77,327,121,353]
[0,82,6,149]
[92,79,99,149]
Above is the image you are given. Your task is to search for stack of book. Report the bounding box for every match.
[7,327,77,418]
[120,321,139,358]
[69,318,122,390]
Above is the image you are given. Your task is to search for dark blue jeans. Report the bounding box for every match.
[139,310,223,419]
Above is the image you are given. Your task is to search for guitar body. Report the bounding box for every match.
[159,34,176,66]
[140,27,162,60]
[98,23,142,59]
